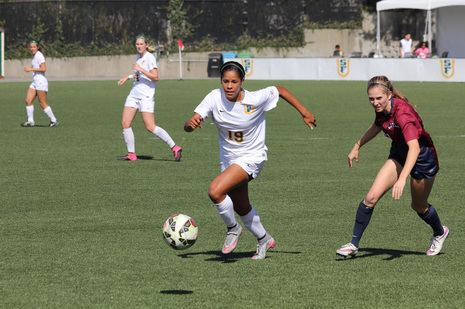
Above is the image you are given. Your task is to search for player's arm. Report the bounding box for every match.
[184,113,203,132]
[348,123,382,167]
[133,64,159,81]
[392,139,420,199]
[24,63,46,73]
[276,85,316,129]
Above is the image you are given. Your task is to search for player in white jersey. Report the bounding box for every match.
[118,35,182,161]
[22,41,58,127]
[184,61,317,259]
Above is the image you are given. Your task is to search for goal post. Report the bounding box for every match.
[0,28,4,78]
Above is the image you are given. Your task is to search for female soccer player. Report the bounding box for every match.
[184,61,317,260]
[336,75,449,258]
[118,35,182,161]
[22,40,58,127]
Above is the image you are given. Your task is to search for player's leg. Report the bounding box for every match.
[141,112,182,161]
[121,107,138,160]
[208,164,249,254]
[411,177,448,256]
[37,90,58,126]
[22,87,36,126]
[229,183,276,260]
[337,159,401,257]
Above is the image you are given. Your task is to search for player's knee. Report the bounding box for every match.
[208,185,224,204]
[121,121,131,129]
[411,202,428,213]
[363,193,379,207]
[145,124,155,133]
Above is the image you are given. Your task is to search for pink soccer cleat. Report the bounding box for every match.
[124,152,138,161]
[171,145,183,162]
[222,224,243,254]
[336,243,359,258]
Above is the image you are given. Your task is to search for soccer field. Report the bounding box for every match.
[1,80,464,307]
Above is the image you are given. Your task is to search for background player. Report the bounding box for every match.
[22,40,58,127]
[184,61,317,259]
[118,35,182,161]
[337,75,449,258]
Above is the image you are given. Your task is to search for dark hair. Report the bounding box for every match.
[367,75,408,101]
[220,61,245,80]
[29,40,41,51]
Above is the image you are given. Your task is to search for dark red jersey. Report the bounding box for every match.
[374,97,434,148]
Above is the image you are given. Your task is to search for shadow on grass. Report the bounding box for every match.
[160,290,193,295]
[337,247,425,261]
[116,154,174,161]
[20,124,55,128]
[177,250,302,263]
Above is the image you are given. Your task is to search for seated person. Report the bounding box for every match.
[333,44,344,57]
[414,42,430,59]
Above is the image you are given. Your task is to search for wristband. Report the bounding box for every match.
[128,74,134,79]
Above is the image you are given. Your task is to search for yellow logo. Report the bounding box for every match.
[440,59,455,79]
[336,58,350,78]
[243,104,255,115]
[241,59,254,77]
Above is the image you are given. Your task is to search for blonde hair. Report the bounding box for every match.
[367,75,408,101]
[135,35,156,53]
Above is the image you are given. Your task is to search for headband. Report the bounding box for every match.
[220,61,245,77]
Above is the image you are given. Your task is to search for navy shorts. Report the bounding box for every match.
[388,145,439,180]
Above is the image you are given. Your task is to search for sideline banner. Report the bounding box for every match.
[233,58,465,82]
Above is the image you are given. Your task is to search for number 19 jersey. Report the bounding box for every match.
[194,86,279,161]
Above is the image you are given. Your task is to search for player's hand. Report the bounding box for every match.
[392,178,406,200]
[118,77,127,86]
[24,66,33,73]
[184,115,203,132]
[302,111,316,129]
[347,147,360,168]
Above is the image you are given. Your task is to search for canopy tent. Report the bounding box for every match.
[376,0,465,57]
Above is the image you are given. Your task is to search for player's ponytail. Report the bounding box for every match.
[367,75,408,102]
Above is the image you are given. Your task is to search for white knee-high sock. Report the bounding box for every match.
[215,195,237,228]
[240,207,267,240]
[43,106,57,122]
[153,126,176,148]
[26,105,34,122]
[123,128,135,153]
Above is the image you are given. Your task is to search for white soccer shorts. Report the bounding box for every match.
[124,95,155,113]
[220,156,266,179]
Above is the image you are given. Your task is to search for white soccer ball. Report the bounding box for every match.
[162,214,198,250]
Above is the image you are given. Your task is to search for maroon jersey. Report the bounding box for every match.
[375,97,434,148]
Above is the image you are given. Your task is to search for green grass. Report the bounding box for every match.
[1,80,464,308]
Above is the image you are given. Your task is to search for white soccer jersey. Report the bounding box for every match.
[129,52,157,99]
[31,51,46,78]
[194,86,280,161]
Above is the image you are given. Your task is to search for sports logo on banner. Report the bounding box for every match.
[336,58,350,78]
[439,59,455,79]
[241,59,254,77]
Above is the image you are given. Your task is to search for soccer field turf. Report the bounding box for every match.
[1,80,464,307]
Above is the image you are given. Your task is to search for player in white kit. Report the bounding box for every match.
[22,41,58,127]
[184,61,317,259]
[118,35,182,161]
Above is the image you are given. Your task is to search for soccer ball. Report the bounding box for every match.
[162,214,198,250]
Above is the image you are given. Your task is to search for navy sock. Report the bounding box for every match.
[418,205,444,237]
[351,201,374,247]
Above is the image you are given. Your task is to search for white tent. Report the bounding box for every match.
[376,0,465,57]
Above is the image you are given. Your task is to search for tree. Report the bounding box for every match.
[166,0,193,50]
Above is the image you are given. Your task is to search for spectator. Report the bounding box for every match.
[400,34,413,58]
[414,41,430,59]
[333,44,344,57]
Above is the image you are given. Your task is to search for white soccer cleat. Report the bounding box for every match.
[251,237,276,260]
[426,225,449,256]
[336,243,359,258]
[49,121,59,127]
[222,224,242,254]
[21,121,35,127]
